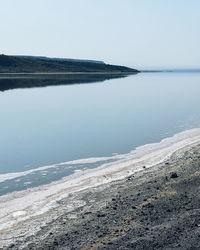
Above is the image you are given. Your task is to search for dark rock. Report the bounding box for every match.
[97,213,106,218]
[84,211,92,215]
[8,244,15,249]
[170,172,179,178]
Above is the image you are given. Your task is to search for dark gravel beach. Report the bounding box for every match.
[5,143,200,250]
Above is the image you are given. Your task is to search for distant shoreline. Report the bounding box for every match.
[0,71,137,76]
[0,54,139,74]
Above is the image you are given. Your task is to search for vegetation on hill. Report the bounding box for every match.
[0,55,139,73]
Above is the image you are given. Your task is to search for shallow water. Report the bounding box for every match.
[0,72,200,192]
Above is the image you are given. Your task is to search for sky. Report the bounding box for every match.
[0,0,200,69]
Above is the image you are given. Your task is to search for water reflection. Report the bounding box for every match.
[0,73,137,91]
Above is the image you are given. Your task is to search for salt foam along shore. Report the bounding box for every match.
[0,155,124,183]
[1,128,200,245]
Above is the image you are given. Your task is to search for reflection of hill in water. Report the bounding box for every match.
[0,73,138,91]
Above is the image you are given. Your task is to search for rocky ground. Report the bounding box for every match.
[5,144,200,250]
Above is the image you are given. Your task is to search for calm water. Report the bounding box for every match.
[0,72,200,192]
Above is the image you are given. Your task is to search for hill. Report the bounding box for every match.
[0,55,139,73]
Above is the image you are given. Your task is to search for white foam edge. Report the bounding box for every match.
[0,128,200,232]
[0,155,124,183]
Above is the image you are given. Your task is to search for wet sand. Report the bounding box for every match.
[1,131,200,249]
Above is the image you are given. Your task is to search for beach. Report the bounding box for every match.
[1,0,200,249]
[1,129,200,249]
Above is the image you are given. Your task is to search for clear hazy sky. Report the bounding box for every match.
[1,0,200,68]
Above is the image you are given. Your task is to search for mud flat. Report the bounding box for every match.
[1,129,200,249]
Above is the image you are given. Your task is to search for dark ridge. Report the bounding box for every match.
[0,54,139,73]
[14,55,105,64]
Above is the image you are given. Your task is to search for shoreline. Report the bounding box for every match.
[25,142,200,250]
[1,128,200,183]
[0,72,136,75]
[1,128,200,249]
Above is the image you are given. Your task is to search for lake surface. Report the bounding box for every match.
[0,72,200,194]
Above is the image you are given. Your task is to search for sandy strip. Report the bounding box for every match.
[0,128,200,248]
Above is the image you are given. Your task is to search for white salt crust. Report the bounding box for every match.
[0,128,200,247]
